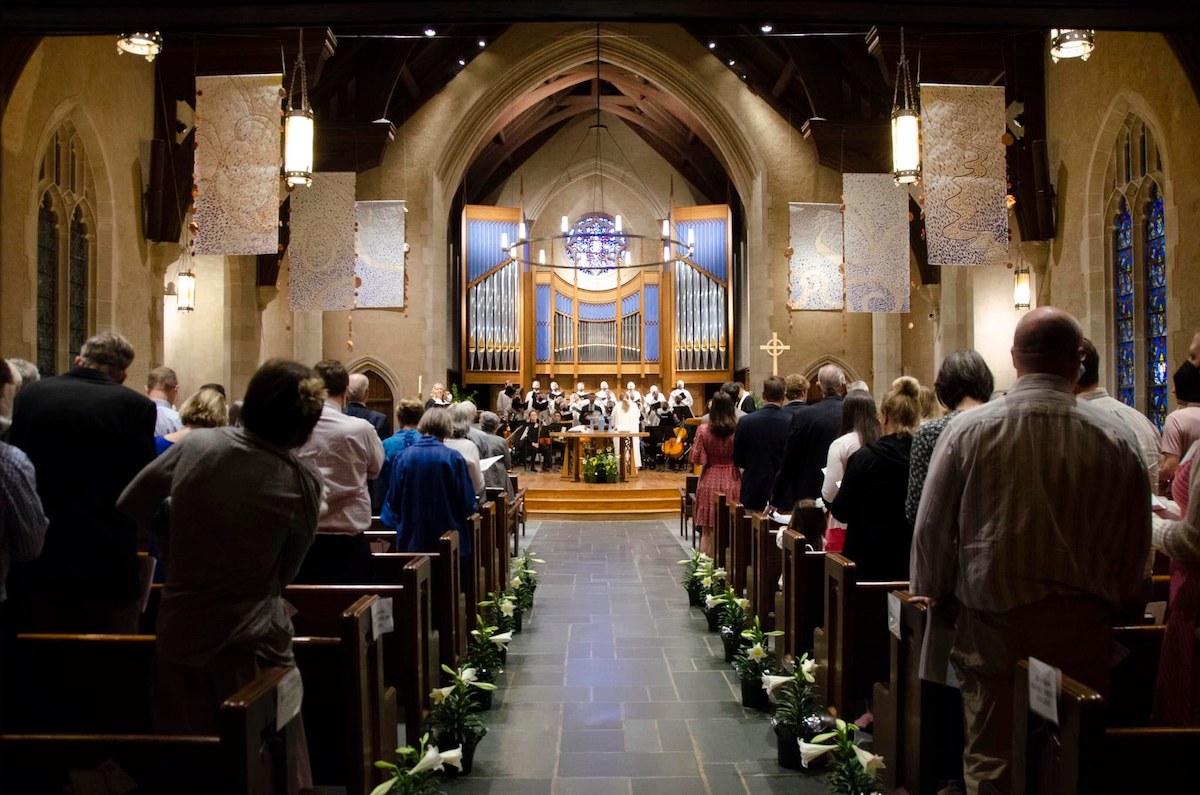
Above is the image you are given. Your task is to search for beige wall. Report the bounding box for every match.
[2,36,159,385]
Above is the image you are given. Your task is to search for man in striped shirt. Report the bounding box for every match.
[911,306,1150,795]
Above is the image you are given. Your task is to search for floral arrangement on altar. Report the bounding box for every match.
[582,450,618,483]
[800,714,885,795]
[371,733,463,795]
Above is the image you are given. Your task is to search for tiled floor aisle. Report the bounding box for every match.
[442,519,829,794]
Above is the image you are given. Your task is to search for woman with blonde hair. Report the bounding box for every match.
[829,376,922,580]
[155,386,227,455]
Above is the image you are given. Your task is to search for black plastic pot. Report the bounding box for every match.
[720,627,746,663]
[705,607,721,632]
[435,732,481,776]
[513,608,524,633]
[686,582,702,607]
[773,721,804,770]
[740,677,771,711]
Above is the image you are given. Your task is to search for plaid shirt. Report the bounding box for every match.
[0,441,48,600]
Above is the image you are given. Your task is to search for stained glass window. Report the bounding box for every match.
[1145,183,1168,431]
[37,193,59,377]
[565,214,627,276]
[1113,198,1135,408]
[69,205,89,357]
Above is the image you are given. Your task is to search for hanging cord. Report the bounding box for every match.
[286,28,307,113]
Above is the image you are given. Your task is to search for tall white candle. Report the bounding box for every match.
[418,375,422,395]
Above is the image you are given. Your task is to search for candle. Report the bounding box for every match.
[418,375,422,395]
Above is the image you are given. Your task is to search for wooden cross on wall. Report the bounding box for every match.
[759,332,790,376]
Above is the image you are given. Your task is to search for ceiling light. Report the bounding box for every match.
[728,59,736,66]
[116,31,163,62]
[283,29,314,189]
[760,24,773,34]
[458,58,466,66]
[890,28,921,185]
[424,27,437,38]
[708,41,717,49]
[1049,29,1095,62]
[479,39,487,48]
[1013,263,1031,309]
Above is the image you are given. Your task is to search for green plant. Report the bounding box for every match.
[763,653,820,729]
[428,665,495,747]
[510,550,543,612]
[465,614,509,674]
[799,715,885,794]
[732,616,783,682]
[478,589,517,633]
[717,584,750,635]
[677,548,712,588]
[371,732,460,795]
[448,384,477,404]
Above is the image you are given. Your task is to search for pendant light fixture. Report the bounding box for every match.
[176,215,198,313]
[1050,29,1095,63]
[283,29,314,189]
[891,28,921,185]
[1013,262,1031,310]
[117,32,163,62]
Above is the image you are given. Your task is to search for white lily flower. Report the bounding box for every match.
[500,599,516,617]
[748,643,767,662]
[532,558,545,563]
[439,746,464,771]
[835,718,847,732]
[735,597,750,610]
[801,658,817,683]
[700,576,713,587]
[430,685,454,704]
[460,667,478,684]
[761,673,792,694]
[853,744,886,774]
[799,740,836,768]
[406,744,445,776]
[713,568,727,579]
[705,594,723,609]
[698,552,712,561]
[512,577,523,589]
[490,631,513,648]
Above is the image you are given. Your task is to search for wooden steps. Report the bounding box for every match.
[525,486,679,516]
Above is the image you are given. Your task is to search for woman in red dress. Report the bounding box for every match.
[690,392,741,557]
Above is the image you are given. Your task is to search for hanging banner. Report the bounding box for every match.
[354,201,406,309]
[921,83,1009,268]
[842,173,910,313]
[288,172,356,311]
[193,74,282,255]
[787,202,844,311]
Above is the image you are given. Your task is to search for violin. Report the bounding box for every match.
[661,426,687,458]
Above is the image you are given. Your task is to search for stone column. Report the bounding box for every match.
[934,266,974,367]
[872,313,903,394]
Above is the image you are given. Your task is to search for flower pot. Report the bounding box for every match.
[773,721,804,770]
[584,471,598,483]
[605,471,619,483]
[470,686,494,712]
[435,732,481,776]
[720,627,746,663]
[685,582,702,607]
[705,607,721,632]
[740,677,771,711]
[513,608,524,633]
[498,646,508,666]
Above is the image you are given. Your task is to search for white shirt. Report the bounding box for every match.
[296,399,384,534]
[821,431,862,531]
[669,388,693,409]
[153,399,182,436]
[444,437,485,498]
[1079,387,1161,490]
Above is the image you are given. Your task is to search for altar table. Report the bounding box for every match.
[549,431,650,482]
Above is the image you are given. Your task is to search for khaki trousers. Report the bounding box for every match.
[950,596,1112,795]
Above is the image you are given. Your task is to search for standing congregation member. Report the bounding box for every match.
[782,373,809,417]
[155,386,228,456]
[478,412,515,498]
[294,359,383,584]
[911,307,1150,795]
[1074,338,1160,492]
[344,372,391,439]
[0,357,48,613]
[117,359,324,787]
[7,359,39,394]
[689,392,740,557]
[384,408,475,558]
[732,376,792,512]
[446,401,486,498]
[147,365,182,435]
[771,364,846,511]
[904,350,995,526]
[821,390,881,552]
[375,398,425,515]
[1160,329,1200,492]
[830,376,920,580]
[9,331,155,633]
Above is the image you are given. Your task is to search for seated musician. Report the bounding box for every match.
[644,384,674,469]
[513,408,549,472]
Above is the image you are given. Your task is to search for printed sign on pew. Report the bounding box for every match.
[1028,656,1062,726]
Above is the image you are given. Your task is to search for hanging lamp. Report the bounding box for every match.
[176,215,198,313]
[283,29,314,189]
[117,32,163,62]
[1013,263,1031,310]
[891,29,921,185]
[1050,29,1095,63]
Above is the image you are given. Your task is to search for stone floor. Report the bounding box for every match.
[441,518,831,794]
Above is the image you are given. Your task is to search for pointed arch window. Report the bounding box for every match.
[1145,184,1168,428]
[37,194,59,377]
[1113,198,1135,407]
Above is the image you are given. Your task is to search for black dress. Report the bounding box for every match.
[828,433,913,582]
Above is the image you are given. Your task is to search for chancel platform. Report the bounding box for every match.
[518,468,687,517]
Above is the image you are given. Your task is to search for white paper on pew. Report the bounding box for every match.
[277,666,304,728]
[1028,657,1061,725]
[479,455,503,472]
[371,596,395,639]
[768,510,792,525]
[887,592,902,639]
[918,598,960,689]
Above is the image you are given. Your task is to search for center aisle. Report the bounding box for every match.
[443,519,828,794]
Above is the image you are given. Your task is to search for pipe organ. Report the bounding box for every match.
[462,204,733,387]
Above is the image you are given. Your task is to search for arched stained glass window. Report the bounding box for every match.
[37,193,59,377]
[69,205,90,357]
[565,214,627,276]
[1145,183,1168,430]
[1113,197,1135,407]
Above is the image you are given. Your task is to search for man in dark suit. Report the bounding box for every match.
[8,330,156,633]
[345,372,391,439]
[770,364,846,511]
[782,373,809,418]
[733,375,792,511]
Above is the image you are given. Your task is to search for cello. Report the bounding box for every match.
[661,426,687,459]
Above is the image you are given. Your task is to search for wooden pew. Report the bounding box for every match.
[712,492,730,572]
[777,528,825,664]
[728,502,752,599]
[369,531,465,667]
[509,473,528,539]
[811,553,907,715]
[1013,659,1200,794]
[465,512,484,612]
[1,664,297,795]
[489,487,522,560]
[750,513,783,628]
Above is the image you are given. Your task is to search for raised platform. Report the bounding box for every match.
[515,468,689,517]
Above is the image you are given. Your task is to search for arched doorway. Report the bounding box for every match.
[360,368,395,430]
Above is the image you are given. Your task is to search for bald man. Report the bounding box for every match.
[345,373,391,439]
[910,307,1150,795]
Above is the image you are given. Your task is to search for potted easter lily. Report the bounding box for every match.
[696,561,728,632]
[511,549,543,623]
[799,714,885,794]
[763,653,832,770]
[717,584,751,663]
[732,616,783,711]
[371,733,462,794]
[429,664,496,774]
[678,549,711,607]
[478,590,518,633]
[464,615,510,709]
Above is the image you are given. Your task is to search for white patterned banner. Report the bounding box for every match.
[842,173,910,313]
[193,74,282,255]
[354,201,406,309]
[921,83,1009,268]
[787,202,843,310]
[288,172,356,311]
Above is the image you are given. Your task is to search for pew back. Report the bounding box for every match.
[728,503,752,599]
[749,513,782,629]
[712,492,730,572]
[778,530,825,663]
